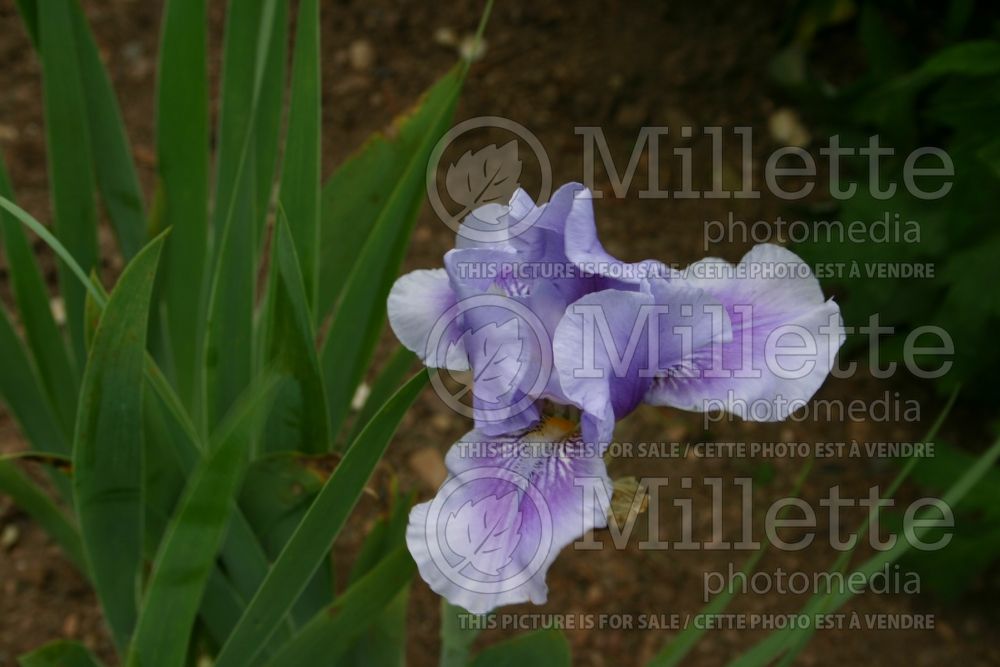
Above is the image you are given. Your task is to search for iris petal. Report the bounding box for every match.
[645,244,845,419]
[407,421,611,614]
[387,268,468,371]
[553,280,727,444]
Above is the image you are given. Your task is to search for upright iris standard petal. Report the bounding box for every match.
[553,279,729,444]
[645,244,845,419]
[455,189,541,250]
[406,418,612,614]
[442,247,548,435]
[531,184,669,284]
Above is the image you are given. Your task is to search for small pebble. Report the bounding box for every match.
[433,26,457,47]
[62,613,80,638]
[430,412,453,434]
[350,382,371,412]
[0,524,18,551]
[768,108,811,148]
[50,297,66,326]
[348,39,375,71]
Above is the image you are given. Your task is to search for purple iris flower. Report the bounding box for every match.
[387,183,844,614]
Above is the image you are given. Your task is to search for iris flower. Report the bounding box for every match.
[388,183,843,613]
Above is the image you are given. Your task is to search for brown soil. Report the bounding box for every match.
[0,1,997,666]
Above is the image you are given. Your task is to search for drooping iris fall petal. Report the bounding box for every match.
[406,418,611,614]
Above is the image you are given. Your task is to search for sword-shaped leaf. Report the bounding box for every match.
[20,640,104,667]
[0,151,78,435]
[278,0,321,306]
[214,372,426,667]
[127,373,281,667]
[38,0,99,365]
[14,0,146,258]
[156,0,209,405]
[471,630,572,667]
[264,548,416,666]
[73,234,166,652]
[320,68,463,440]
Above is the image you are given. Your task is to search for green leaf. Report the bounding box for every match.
[742,391,957,667]
[279,0,321,307]
[237,452,332,626]
[341,487,414,666]
[82,273,104,353]
[156,0,209,405]
[0,461,84,571]
[15,0,147,258]
[471,630,572,667]
[346,587,409,667]
[320,68,463,439]
[138,390,187,555]
[0,196,98,309]
[127,372,281,667]
[0,268,71,516]
[264,548,416,666]
[0,193,280,634]
[0,148,78,435]
[348,487,412,583]
[648,458,814,667]
[857,5,905,79]
[784,434,1000,663]
[13,0,38,45]
[731,405,1000,667]
[213,0,269,239]
[439,601,482,667]
[204,160,256,427]
[871,40,1000,115]
[253,0,288,242]
[261,213,330,454]
[209,0,287,248]
[977,136,1000,181]
[315,67,464,322]
[144,386,296,654]
[38,0,99,365]
[73,233,166,652]
[19,640,104,667]
[0,302,71,456]
[912,445,1000,516]
[239,455,325,549]
[68,0,147,259]
[214,371,427,667]
[908,40,1000,82]
[147,397,286,644]
[345,347,415,446]
[141,379,293,650]
[199,568,249,648]
[0,195,283,652]
[204,0,280,427]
